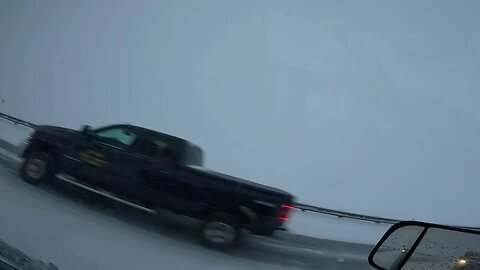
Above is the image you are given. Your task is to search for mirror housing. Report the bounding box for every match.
[369,221,480,270]
[80,125,92,136]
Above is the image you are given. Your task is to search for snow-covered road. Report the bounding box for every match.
[0,152,373,270]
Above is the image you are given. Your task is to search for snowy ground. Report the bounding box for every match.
[0,145,374,270]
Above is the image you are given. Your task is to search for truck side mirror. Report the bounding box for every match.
[80,125,92,136]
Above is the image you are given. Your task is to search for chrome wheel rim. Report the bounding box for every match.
[203,221,235,244]
[25,158,46,179]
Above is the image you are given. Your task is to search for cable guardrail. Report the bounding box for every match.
[1,112,479,230]
[0,113,36,129]
[293,202,400,224]
[293,203,480,231]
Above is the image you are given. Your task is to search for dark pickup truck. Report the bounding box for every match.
[19,124,295,249]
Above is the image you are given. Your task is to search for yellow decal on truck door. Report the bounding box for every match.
[79,149,107,167]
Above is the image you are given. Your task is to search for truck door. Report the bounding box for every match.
[117,135,178,209]
[115,134,201,213]
[63,125,138,191]
[64,139,108,187]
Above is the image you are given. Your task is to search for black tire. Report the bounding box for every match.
[20,151,56,185]
[200,212,241,250]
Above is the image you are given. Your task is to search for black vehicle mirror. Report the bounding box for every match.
[80,125,92,135]
[80,125,96,140]
[369,221,480,270]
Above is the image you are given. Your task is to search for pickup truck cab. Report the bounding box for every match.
[19,124,295,249]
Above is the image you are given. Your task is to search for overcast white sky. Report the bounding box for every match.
[1,0,479,227]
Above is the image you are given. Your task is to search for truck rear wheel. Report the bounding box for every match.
[20,151,56,185]
[200,212,240,250]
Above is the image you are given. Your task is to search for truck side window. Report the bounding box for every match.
[133,139,158,156]
[94,127,137,149]
[133,138,171,158]
[154,140,170,156]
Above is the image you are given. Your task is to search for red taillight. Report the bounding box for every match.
[277,204,294,221]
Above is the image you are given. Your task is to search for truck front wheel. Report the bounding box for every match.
[20,151,56,185]
[200,212,240,250]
